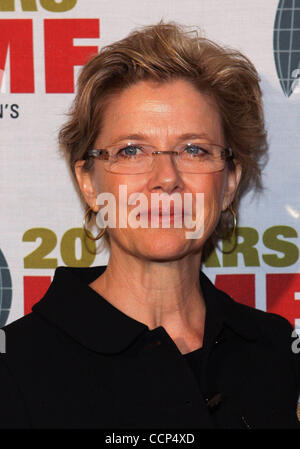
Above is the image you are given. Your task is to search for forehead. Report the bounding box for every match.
[98,79,224,144]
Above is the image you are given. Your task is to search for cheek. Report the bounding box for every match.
[93,168,110,193]
[94,168,144,195]
[186,173,225,206]
[93,171,146,223]
[186,173,225,232]
[204,178,224,209]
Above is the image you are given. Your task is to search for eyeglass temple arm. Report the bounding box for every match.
[87,149,110,160]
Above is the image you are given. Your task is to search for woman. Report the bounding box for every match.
[1,22,299,429]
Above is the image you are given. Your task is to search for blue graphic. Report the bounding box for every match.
[0,249,12,327]
[274,0,300,97]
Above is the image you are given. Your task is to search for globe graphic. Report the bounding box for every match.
[0,249,12,327]
[274,0,300,97]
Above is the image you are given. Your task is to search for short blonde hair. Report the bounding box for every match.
[59,21,268,249]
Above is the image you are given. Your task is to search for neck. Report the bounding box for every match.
[89,242,206,354]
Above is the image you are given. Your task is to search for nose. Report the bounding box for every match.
[147,151,184,194]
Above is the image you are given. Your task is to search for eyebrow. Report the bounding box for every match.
[110,132,214,145]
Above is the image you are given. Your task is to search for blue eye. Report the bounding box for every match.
[185,144,208,155]
[117,145,143,157]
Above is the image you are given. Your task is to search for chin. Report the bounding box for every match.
[130,228,199,262]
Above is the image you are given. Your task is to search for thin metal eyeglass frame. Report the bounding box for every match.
[85,146,234,174]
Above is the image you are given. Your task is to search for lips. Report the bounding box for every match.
[138,205,186,221]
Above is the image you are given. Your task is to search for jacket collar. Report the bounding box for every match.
[32,265,261,354]
[199,270,261,346]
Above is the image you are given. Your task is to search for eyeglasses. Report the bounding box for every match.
[86,142,233,174]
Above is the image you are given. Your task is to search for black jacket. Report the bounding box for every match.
[0,265,299,429]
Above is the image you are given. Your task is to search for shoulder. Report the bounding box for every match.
[232,295,294,335]
[0,352,31,427]
[0,314,42,428]
[201,270,294,341]
[2,310,59,353]
[0,310,69,382]
[230,295,295,342]
[201,269,299,357]
[218,288,300,383]
[0,312,71,428]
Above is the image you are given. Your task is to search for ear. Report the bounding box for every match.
[74,160,99,212]
[221,162,242,211]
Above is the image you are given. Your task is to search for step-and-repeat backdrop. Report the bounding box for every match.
[1,0,300,353]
